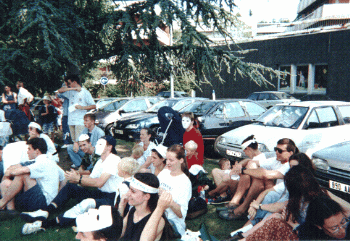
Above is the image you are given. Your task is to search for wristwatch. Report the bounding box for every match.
[258,204,262,210]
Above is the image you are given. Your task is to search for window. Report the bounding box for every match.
[244,102,266,116]
[213,104,225,118]
[314,65,327,94]
[123,100,148,112]
[225,102,245,118]
[305,107,338,129]
[258,93,269,100]
[297,66,309,92]
[338,106,350,124]
[279,66,291,91]
[247,93,259,100]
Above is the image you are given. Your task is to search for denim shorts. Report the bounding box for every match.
[42,122,55,134]
[16,184,47,211]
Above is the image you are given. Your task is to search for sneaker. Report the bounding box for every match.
[22,221,45,235]
[208,195,231,205]
[20,209,49,222]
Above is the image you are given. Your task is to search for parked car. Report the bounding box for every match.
[215,101,350,161]
[180,99,266,144]
[30,97,44,123]
[95,96,162,134]
[156,91,189,98]
[312,141,350,198]
[247,91,299,109]
[299,94,332,101]
[94,97,118,110]
[112,97,205,140]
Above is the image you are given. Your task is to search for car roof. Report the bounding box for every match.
[277,100,350,107]
[252,91,285,94]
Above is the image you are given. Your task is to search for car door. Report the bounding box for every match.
[241,101,266,119]
[223,102,251,134]
[300,106,350,155]
[200,103,226,138]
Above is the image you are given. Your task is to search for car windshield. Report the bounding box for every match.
[96,99,114,109]
[100,99,129,112]
[255,105,308,129]
[146,99,178,112]
[181,101,216,115]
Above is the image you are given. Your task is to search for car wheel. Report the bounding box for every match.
[105,123,114,137]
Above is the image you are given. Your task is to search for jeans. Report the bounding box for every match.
[62,116,72,144]
[67,145,85,167]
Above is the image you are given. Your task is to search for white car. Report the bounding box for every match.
[214,101,350,161]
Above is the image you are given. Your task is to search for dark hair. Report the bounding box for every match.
[27,138,47,154]
[284,165,326,223]
[289,153,315,174]
[134,173,160,212]
[277,138,299,154]
[305,196,344,227]
[65,74,81,85]
[241,135,258,150]
[84,113,96,122]
[151,149,166,164]
[16,81,24,87]
[92,207,123,240]
[167,144,190,177]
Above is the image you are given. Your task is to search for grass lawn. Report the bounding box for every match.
[0,140,247,240]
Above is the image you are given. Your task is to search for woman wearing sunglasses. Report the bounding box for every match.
[298,196,350,240]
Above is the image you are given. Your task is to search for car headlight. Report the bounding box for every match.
[217,136,226,145]
[312,158,330,171]
[126,124,140,129]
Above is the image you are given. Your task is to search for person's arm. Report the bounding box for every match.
[140,156,152,170]
[168,199,183,218]
[75,104,96,110]
[65,170,111,188]
[256,200,288,214]
[9,165,30,176]
[242,168,284,180]
[2,93,8,104]
[57,86,80,93]
[239,158,259,167]
[41,105,49,116]
[13,93,17,104]
[120,212,129,238]
[140,192,171,241]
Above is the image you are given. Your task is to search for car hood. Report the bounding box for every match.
[95,111,111,119]
[219,123,305,152]
[119,113,156,124]
[313,141,350,169]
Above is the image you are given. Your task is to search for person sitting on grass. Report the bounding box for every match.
[75,205,123,241]
[206,158,238,204]
[139,145,167,176]
[76,134,101,175]
[0,138,65,212]
[20,136,123,235]
[131,144,144,160]
[118,173,166,241]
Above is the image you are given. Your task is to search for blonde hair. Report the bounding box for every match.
[118,157,140,176]
[184,140,198,151]
[132,144,144,157]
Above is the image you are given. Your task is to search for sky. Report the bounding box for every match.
[235,0,300,22]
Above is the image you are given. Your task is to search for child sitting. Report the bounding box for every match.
[131,144,144,160]
[185,140,201,169]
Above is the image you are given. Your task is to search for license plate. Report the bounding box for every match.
[115,129,123,135]
[329,180,350,193]
[226,149,242,157]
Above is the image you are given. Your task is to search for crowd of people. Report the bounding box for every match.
[1,75,350,241]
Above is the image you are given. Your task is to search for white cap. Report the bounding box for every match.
[42,96,51,101]
[78,134,90,142]
[76,206,113,232]
[153,144,167,159]
[189,164,207,175]
[28,122,42,131]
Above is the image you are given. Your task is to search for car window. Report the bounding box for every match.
[225,102,245,118]
[163,92,170,98]
[212,104,225,118]
[243,102,266,116]
[182,101,216,115]
[338,106,350,124]
[257,105,308,129]
[123,99,148,112]
[259,93,269,100]
[172,99,193,111]
[102,99,128,112]
[305,107,338,129]
[269,94,279,100]
[147,99,177,112]
[247,93,259,100]
[148,97,161,105]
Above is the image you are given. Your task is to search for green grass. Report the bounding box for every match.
[0,140,246,240]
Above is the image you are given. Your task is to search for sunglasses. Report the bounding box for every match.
[274,147,288,154]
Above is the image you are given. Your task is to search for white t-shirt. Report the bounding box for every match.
[137,141,156,166]
[39,133,58,162]
[157,169,192,236]
[90,153,123,194]
[28,155,65,205]
[61,88,95,126]
[259,157,290,185]
[17,87,34,105]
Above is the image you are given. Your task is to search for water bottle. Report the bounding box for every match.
[212,90,216,100]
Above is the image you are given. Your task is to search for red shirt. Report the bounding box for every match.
[183,127,204,166]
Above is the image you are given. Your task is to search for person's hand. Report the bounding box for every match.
[250,199,260,209]
[65,169,80,183]
[75,86,82,92]
[158,192,173,211]
[73,142,79,153]
[230,163,242,175]
[75,105,83,110]
[248,206,257,220]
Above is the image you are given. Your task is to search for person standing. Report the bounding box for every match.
[2,85,17,111]
[39,96,56,141]
[16,81,34,121]
[57,81,71,148]
[57,75,96,143]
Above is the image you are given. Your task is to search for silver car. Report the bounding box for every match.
[247,91,299,109]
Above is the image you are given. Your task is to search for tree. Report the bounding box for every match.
[0,0,277,96]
